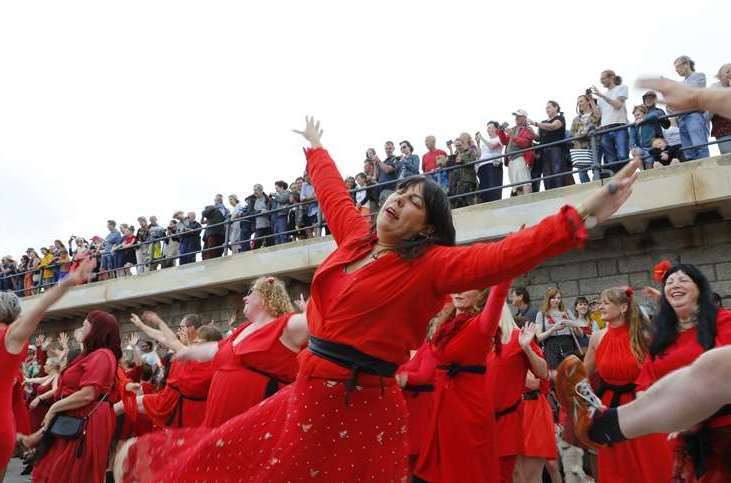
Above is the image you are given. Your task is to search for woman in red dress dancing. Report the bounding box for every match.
[0,259,94,481]
[408,280,511,482]
[175,275,308,427]
[485,305,548,483]
[27,356,62,433]
[568,286,672,483]
[115,312,221,429]
[22,309,122,483]
[116,117,639,482]
[517,372,559,483]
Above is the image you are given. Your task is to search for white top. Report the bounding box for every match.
[477,135,504,169]
[597,84,629,126]
[354,185,368,205]
[663,126,682,146]
[536,309,574,337]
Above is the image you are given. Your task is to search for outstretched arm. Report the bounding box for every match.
[141,312,186,353]
[5,259,95,355]
[477,279,512,337]
[294,117,372,246]
[637,78,731,119]
[396,343,438,387]
[519,323,548,380]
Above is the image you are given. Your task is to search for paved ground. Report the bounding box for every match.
[3,458,31,483]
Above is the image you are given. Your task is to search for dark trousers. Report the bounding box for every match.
[531,155,543,193]
[542,146,568,190]
[203,234,224,259]
[253,227,273,249]
[272,216,290,245]
[179,239,198,265]
[477,163,503,203]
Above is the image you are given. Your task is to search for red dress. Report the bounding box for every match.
[32,348,118,483]
[0,328,27,471]
[122,147,587,482]
[636,310,731,482]
[415,280,509,483]
[12,377,30,435]
[520,377,557,459]
[594,324,672,483]
[397,343,435,466]
[203,313,299,427]
[29,377,55,433]
[142,360,213,428]
[486,330,542,482]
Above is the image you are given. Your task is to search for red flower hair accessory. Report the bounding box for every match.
[625,287,634,300]
[652,260,672,283]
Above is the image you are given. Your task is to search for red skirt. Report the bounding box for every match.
[520,395,557,459]
[142,386,206,428]
[32,403,115,483]
[403,389,433,457]
[123,375,409,482]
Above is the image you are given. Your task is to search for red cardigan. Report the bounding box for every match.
[497,126,536,167]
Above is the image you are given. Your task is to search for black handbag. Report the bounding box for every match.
[48,393,109,440]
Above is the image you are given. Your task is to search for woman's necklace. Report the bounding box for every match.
[678,313,698,331]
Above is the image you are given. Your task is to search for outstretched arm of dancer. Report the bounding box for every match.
[637,78,731,119]
[5,259,94,354]
[294,117,371,246]
[132,312,186,353]
[429,160,639,295]
[477,279,512,337]
[174,341,218,362]
[519,323,548,380]
[396,343,438,387]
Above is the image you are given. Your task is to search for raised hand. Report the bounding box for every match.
[36,334,49,350]
[579,158,641,225]
[636,78,702,113]
[294,294,308,313]
[519,322,538,349]
[142,311,162,327]
[62,258,95,287]
[292,116,324,149]
[129,333,140,347]
[58,332,69,349]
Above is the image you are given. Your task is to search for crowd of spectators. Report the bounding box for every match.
[2,57,729,296]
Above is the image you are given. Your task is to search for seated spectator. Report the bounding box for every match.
[422,135,448,191]
[497,110,536,196]
[475,122,504,203]
[674,55,710,160]
[530,100,571,190]
[372,142,400,206]
[251,184,272,248]
[397,140,420,179]
[570,93,601,183]
[649,137,683,167]
[271,181,292,245]
[711,63,731,154]
[201,205,226,259]
[179,212,202,265]
[148,216,166,270]
[446,133,478,208]
[353,172,376,218]
[628,105,657,168]
[134,217,150,273]
[592,69,629,173]
[100,220,122,280]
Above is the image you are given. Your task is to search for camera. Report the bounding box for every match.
[585,88,593,96]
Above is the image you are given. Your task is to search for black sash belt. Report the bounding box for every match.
[596,379,636,408]
[244,365,287,399]
[523,390,540,401]
[167,385,207,427]
[307,336,398,406]
[495,398,522,419]
[436,364,486,378]
[404,384,434,393]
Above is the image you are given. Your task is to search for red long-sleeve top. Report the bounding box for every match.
[497,126,536,166]
[299,148,586,383]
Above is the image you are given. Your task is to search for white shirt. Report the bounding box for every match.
[597,84,629,126]
[477,135,504,169]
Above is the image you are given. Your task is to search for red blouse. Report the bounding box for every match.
[301,148,586,382]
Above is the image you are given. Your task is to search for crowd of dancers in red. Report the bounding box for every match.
[2,79,731,482]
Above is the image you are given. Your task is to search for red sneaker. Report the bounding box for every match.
[556,355,604,450]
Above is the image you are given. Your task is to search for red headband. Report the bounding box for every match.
[652,260,672,283]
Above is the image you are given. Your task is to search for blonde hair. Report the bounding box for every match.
[498,303,518,345]
[429,289,488,347]
[251,276,294,317]
[540,288,565,314]
[601,287,650,363]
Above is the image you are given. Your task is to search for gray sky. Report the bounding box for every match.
[1,0,728,258]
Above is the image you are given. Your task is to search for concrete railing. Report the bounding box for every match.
[22,154,731,320]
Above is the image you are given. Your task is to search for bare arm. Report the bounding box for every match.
[174,341,219,362]
[42,385,97,428]
[5,259,94,354]
[281,313,309,351]
[519,323,549,379]
[637,78,731,119]
[583,329,604,377]
[139,312,186,353]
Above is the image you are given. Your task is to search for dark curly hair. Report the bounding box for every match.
[649,263,719,358]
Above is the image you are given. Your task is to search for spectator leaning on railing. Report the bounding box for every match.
[641,90,671,138]
[422,135,448,191]
[530,100,571,190]
[570,93,601,183]
[373,141,400,206]
[100,220,121,280]
[497,109,536,196]
[475,122,504,203]
[397,140,420,179]
[179,212,201,265]
[135,216,150,273]
[446,132,479,208]
[711,63,731,154]
[628,105,657,167]
[593,69,629,173]
[148,216,166,270]
[673,55,709,160]
[271,181,292,245]
[201,204,226,259]
[250,184,272,248]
